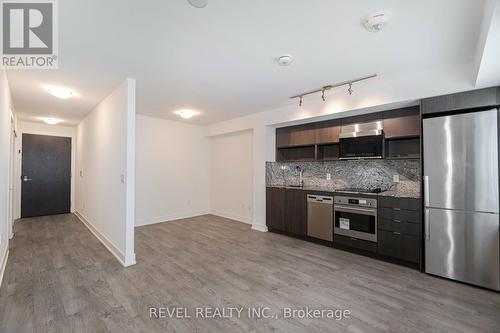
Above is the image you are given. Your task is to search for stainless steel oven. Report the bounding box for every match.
[334,196,377,242]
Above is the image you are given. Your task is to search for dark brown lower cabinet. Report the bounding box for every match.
[285,189,307,236]
[377,230,420,263]
[267,187,422,268]
[266,187,307,236]
[334,234,377,253]
[266,188,286,231]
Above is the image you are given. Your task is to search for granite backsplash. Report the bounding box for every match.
[266,159,421,197]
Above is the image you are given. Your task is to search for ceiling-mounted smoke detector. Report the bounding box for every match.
[363,10,392,32]
[277,55,293,66]
[188,0,208,8]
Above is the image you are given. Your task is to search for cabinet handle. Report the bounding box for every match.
[393,208,401,211]
[393,232,401,235]
[425,208,430,241]
[424,176,430,207]
[393,219,401,223]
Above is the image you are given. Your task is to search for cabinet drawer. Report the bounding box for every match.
[378,197,420,211]
[378,218,420,236]
[379,207,420,223]
[334,234,377,253]
[377,230,420,263]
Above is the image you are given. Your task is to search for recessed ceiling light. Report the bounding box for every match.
[188,0,207,8]
[175,109,199,119]
[46,86,74,99]
[38,117,62,125]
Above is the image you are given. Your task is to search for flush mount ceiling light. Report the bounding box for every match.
[175,109,199,119]
[363,10,392,32]
[188,0,208,8]
[290,74,377,107]
[277,55,293,66]
[38,117,62,125]
[46,86,74,99]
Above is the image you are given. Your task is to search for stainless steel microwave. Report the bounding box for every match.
[339,121,384,159]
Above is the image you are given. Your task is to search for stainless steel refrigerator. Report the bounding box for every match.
[423,109,500,291]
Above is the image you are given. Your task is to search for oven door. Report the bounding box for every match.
[339,135,384,159]
[334,205,377,242]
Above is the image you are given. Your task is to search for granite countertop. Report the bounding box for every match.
[267,181,420,199]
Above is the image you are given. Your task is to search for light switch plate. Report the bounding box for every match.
[326,173,331,180]
[393,174,400,183]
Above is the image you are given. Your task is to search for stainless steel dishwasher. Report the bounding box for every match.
[307,194,334,241]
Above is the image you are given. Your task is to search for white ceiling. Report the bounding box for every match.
[7,0,487,126]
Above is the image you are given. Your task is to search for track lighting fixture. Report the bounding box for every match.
[290,74,377,106]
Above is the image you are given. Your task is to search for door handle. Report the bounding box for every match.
[425,208,430,241]
[423,176,430,207]
[22,176,32,182]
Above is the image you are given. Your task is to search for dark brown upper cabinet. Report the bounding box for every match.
[275,106,422,161]
[383,114,420,139]
[276,127,291,148]
[315,120,341,144]
[421,87,500,116]
[276,123,316,148]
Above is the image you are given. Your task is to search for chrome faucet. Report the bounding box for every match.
[296,166,304,187]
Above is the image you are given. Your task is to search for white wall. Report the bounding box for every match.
[474,0,500,87]
[0,71,14,286]
[14,121,77,220]
[135,115,210,226]
[75,78,136,267]
[209,130,253,224]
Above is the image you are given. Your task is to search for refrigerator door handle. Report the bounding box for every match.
[423,176,430,207]
[425,208,430,241]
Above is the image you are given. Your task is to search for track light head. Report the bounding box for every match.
[321,89,326,102]
[299,96,303,107]
[347,83,353,95]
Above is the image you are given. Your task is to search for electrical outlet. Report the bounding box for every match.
[326,173,331,180]
[393,174,400,183]
[280,165,290,171]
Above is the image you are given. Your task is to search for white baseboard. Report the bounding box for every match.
[210,209,252,225]
[74,211,135,267]
[251,224,269,232]
[135,210,210,227]
[0,248,9,288]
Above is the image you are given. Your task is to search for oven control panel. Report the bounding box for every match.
[334,196,377,208]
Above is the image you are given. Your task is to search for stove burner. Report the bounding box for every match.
[337,187,383,194]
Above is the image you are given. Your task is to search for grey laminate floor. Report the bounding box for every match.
[1,214,499,333]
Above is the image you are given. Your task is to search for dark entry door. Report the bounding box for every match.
[21,134,71,218]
